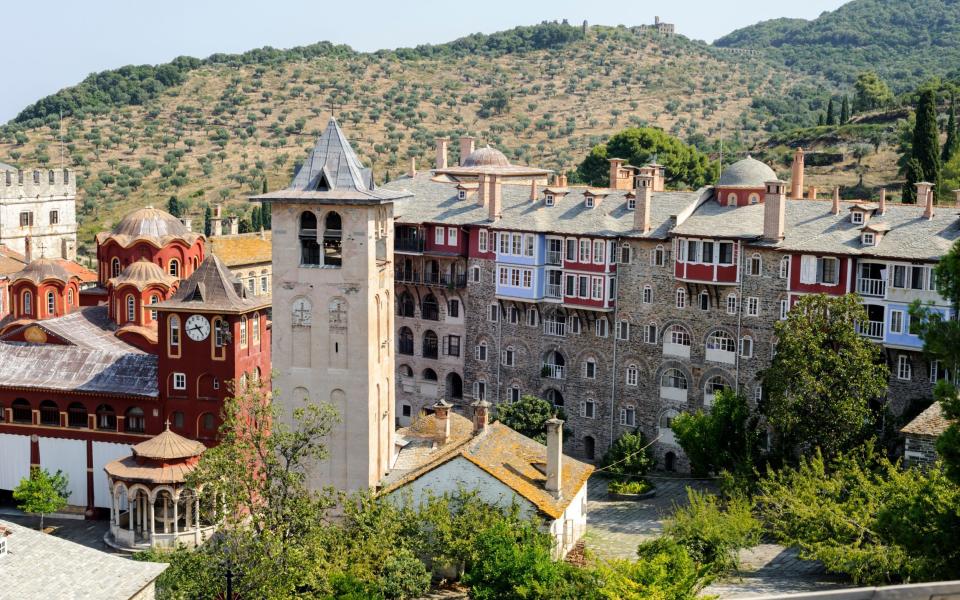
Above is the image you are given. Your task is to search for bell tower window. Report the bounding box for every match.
[323,211,343,267]
[299,211,320,266]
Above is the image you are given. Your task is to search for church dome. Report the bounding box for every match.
[462,146,511,168]
[11,258,71,284]
[111,206,190,239]
[108,258,177,290]
[717,156,777,188]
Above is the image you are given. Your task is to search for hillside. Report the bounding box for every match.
[715,0,960,91]
[0,23,822,258]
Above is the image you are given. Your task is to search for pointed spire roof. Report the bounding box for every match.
[153,253,269,314]
[251,118,411,205]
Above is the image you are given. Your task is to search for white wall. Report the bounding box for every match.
[38,437,86,505]
[0,433,31,490]
[92,441,132,508]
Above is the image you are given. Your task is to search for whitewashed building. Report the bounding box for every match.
[0,163,77,261]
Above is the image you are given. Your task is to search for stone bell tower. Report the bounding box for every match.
[252,118,412,492]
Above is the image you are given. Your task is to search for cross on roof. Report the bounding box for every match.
[164,418,171,431]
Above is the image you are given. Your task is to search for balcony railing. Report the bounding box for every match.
[545,283,562,299]
[395,270,467,288]
[542,363,565,379]
[395,238,425,253]
[857,277,886,298]
[856,320,885,339]
[546,250,563,266]
[543,319,566,337]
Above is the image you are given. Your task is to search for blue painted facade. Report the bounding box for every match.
[494,231,546,300]
[884,302,951,349]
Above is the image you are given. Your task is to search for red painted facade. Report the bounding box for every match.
[469,227,495,260]
[9,278,81,320]
[715,187,764,208]
[674,239,740,284]
[424,224,467,255]
[788,254,851,295]
[97,239,204,287]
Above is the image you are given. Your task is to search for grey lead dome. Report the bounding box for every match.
[717,156,778,188]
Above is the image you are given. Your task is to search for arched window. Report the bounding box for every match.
[149,294,160,321]
[125,407,145,433]
[11,399,31,423]
[698,290,709,311]
[22,291,32,315]
[726,192,737,206]
[171,411,185,429]
[545,388,564,407]
[299,211,320,266]
[111,258,121,278]
[67,402,87,428]
[740,336,754,358]
[323,212,343,267]
[46,291,56,316]
[168,314,181,357]
[543,350,565,379]
[659,409,680,445]
[675,288,686,309]
[252,313,261,347]
[67,289,74,306]
[626,364,639,386]
[398,364,413,378]
[398,327,414,355]
[168,259,180,278]
[96,404,116,430]
[421,294,439,321]
[749,254,762,276]
[706,331,736,363]
[704,376,729,406]
[446,372,463,399]
[126,294,136,323]
[422,330,439,359]
[779,255,790,279]
[748,193,760,205]
[661,369,688,390]
[240,315,248,347]
[422,368,438,381]
[667,324,691,347]
[653,245,665,266]
[397,292,415,317]
[39,400,59,426]
[201,412,216,432]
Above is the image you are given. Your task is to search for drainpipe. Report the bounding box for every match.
[609,237,622,451]
[495,300,503,404]
[734,240,745,395]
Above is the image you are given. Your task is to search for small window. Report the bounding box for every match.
[434,227,445,245]
[501,346,516,367]
[471,266,481,282]
[126,295,136,322]
[458,189,467,200]
[595,318,608,338]
[173,372,186,390]
[890,310,904,334]
[746,297,760,317]
[585,196,595,208]
[508,306,520,324]
[748,193,760,205]
[584,359,597,379]
[627,198,636,210]
[897,355,912,380]
[476,342,488,362]
[509,385,521,403]
[111,258,121,278]
[448,299,460,318]
[19,211,33,227]
[593,240,604,264]
[698,291,709,311]
[474,381,487,401]
[779,256,790,279]
[748,255,762,276]
[478,230,488,253]
[617,320,630,340]
[676,288,686,309]
[402,404,412,417]
[726,294,737,314]
[619,406,636,427]
[779,299,788,320]
[240,316,248,347]
[568,315,581,335]
[580,400,596,419]
[448,228,458,247]
[169,259,180,278]
[643,285,653,304]
[489,304,499,322]
[620,244,631,264]
[579,240,591,262]
[862,233,875,246]
[739,336,753,358]
[46,291,56,316]
[626,364,639,386]
[726,192,737,206]
[851,211,864,224]
[644,323,657,344]
[49,210,59,225]
[527,307,538,327]
[545,194,555,206]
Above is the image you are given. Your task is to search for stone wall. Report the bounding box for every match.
[903,434,939,469]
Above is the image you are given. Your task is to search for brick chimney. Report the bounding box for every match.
[808,185,817,201]
[228,216,239,236]
[435,137,449,170]
[558,174,568,187]
[649,162,666,192]
[917,182,934,219]
[878,188,887,215]
[831,186,841,215]
[763,180,787,240]
[459,136,475,166]
[634,173,653,233]
[608,158,624,189]
[210,205,223,238]
[432,399,452,445]
[408,157,417,178]
[477,173,488,208]
[471,399,490,435]
[790,148,805,200]
[545,418,563,497]
[487,174,503,220]
[530,179,538,201]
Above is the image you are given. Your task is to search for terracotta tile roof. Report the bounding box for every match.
[132,426,206,460]
[103,456,198,485]
[55,259,97,284]
[207,232,272,268]
[0,245,26,276]
[382,418,594,520]
[901,402,952,438]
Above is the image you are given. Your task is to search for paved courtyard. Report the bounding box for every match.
[584,474,848,598]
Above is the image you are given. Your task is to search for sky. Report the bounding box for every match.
[3,0,849,123]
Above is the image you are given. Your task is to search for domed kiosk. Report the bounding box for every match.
[104,424,218,551]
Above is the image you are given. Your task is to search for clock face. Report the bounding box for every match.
[185,314,210,342]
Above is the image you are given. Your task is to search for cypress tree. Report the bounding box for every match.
[167,195,182,217]
[902,157,924,204]
[818,113,826,126]
[261,178,268,194]
[826,98,836,126]
[840,95,850,124]
[251,206,262,231]
[261,202,272,230]
[943,95,959,163]
[912,89,941,197]
[203,204,213,237]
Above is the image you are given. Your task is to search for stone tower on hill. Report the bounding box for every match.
[0,163,77,261]
[253,118,412,492]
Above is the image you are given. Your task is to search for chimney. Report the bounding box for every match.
[878,188,887,215]
[435,137,449,170]
[181,217,192,232]
[545,417,563,497]
[832,186,841,215]
[459,136,475,165]
[649,163,666,192]
[634,173,653,233]
[488,174,503,220]
[608,158,624,189]
[477,173,489,208]
[559,174,567,187]
[790,148,805,200]
[808,185,817,201]
[210,205,223,238]
[530,179,538,201]
[228,216,239,236]
[471,399,490,435]
[432,399,452,445]
[24,236,31,264]
[408,157,417,178]
[917,182,934,219]
[763,180,787,240]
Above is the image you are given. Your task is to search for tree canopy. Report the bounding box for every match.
[13,467,69,531]
[672,390,763,477]
[575,127,717,189]
[496,395,562,444]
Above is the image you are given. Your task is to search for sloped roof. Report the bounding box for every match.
[901,402,952,438]
[108,258,177,291]
[10,258,71,284]
[0,305,143,354]
[0,342,157,398]
[154,254,269,314]
[55,259,97,284]
[207,232,272,268]
[382,172,706,240]
[103,455,198,485]
[0,245,26,276]
[0,519,167,599]
[132,426,206,460]
[252,118,411,205]
[382,418,594,520]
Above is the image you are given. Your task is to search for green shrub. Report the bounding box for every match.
[600,431,654,478]
[379,549,430,600]
[594,538,711,600]
[662,489,761,574]
[608,479,653,495]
